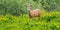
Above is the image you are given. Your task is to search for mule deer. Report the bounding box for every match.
[26,5,41,20]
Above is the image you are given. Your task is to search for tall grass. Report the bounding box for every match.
[0,12,60,30]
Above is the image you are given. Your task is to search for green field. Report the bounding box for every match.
[0,12,60,30]
[0,0,60,30]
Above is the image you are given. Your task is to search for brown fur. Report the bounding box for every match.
[28,9,41,20]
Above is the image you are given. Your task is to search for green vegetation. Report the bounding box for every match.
[0,12,60,30]
[0,0,60,30]
[0,0,60,15]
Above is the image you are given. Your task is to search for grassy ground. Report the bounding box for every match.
[0,12,60,30]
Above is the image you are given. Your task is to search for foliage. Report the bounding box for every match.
[40,0,60,12]
[0,12,60,30]
[0,0,60,15]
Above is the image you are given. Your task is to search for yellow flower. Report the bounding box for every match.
[0,18,1,20]
[0,17,7,20]
[1,18,5,20]
[59,12,60,14]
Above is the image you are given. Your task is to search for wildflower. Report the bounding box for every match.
[0,18,1,20]
[0,17,7,20]
[2,18,5,20]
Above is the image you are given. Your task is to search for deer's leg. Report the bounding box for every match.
[29,13,33,20]
[29,16,33,20]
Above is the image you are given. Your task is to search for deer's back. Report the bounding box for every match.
[29,9,40,17]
